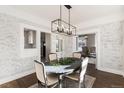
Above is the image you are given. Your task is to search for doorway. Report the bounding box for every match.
[41,32,46,61]
[40,32,51,62]
[78,33,97,68]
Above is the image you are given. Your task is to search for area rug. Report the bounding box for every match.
[29,75,96,88]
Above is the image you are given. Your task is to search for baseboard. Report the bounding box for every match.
[0,69,35,85]
[98,66,123,76]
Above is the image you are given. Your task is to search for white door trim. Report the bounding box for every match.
[77,27,101,69]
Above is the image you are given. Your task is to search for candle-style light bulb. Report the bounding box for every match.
[57,24,59,31]
[61,25,64,32]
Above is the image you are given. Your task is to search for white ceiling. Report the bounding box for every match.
[10,5,124,25]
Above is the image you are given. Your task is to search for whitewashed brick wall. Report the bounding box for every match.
[100,22,123,71]
[121,21,124,74]
[0,13,43,81]
[77,21,124,75]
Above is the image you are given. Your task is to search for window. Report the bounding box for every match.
[56,39,63,52]
[76,35,88,51]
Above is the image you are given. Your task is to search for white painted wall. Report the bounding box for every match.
[121,21,124,76]
[50,33,73,58]
[77,18,124,76]
[87,34,95,47]
[0,12,51,84]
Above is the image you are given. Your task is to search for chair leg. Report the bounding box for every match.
[83,82,85,88]
[83,75,86,88]
[79,81,85,88]
[79,75,86,88]
[37,80,41,88]
[59,75,63,88]
[51,83,58,88]
[37,80,48,88]
[79,82,81,88]
[45,84,47,88]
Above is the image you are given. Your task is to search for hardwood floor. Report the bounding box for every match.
[0,64,124,88]
[0,73,37,88]
[87,64,124,88]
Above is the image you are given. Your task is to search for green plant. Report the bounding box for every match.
[50,60,60,66]
[59,57,74,65]
[50,57,80,66]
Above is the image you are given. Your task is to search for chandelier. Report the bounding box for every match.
[51,5,76,36]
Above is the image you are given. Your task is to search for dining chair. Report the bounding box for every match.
[73,52,81,59]
[48,53,58,62]
[34,60,59,88]
[82,46,90,57]
[65,57,89,88]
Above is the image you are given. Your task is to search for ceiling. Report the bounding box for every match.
[10,5,124,25]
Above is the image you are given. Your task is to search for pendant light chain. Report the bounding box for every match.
[60,5,62,27]
[69,8,70,33]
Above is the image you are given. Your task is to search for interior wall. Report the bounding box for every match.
[77,21,123,75]
[87,34,95,47]
[0,13,48,84]
[51,33,73,58]
[120,21,124,76]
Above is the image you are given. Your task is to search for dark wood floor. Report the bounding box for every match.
[87,64,124,88]
[0,64,124,88]
[0,73,37,88]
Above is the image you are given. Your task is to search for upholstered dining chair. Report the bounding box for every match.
[48,53,58,62]
[73,52,81,59]
[65,57,89,88]
[34,60,59,88]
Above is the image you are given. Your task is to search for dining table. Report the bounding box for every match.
[44,58,82,88]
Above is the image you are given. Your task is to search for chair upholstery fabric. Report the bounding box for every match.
[49,53,58,62]
[65,57,89,88]
[47,73,58,86]
[35,61,46,84]
[34,60,58,87]
[80,57,89,82]
[73,52,81,59]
